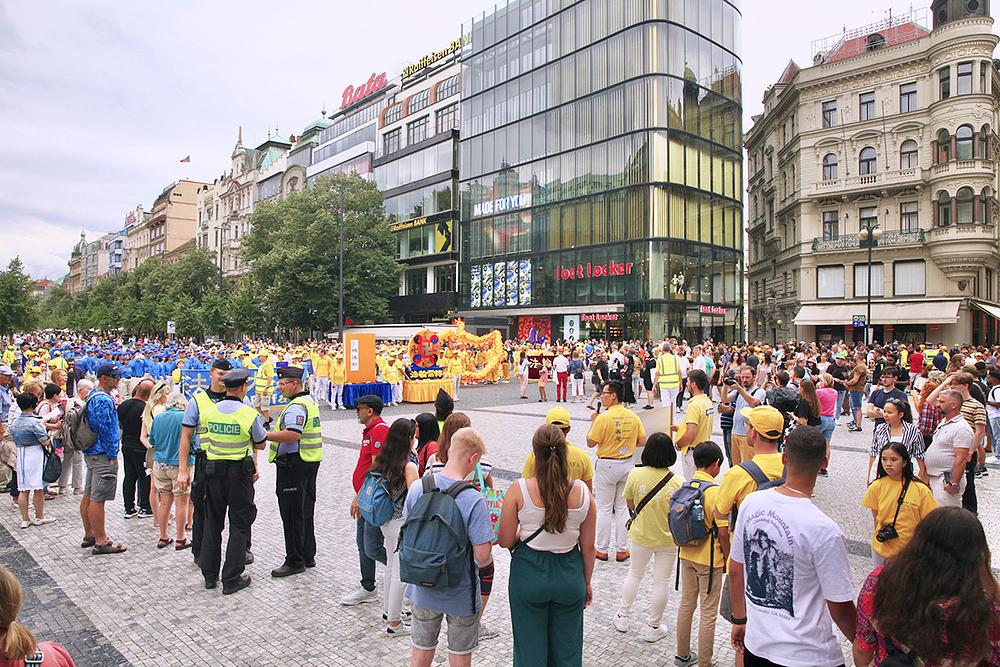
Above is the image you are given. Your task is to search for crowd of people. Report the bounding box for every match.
[1,331,999,666]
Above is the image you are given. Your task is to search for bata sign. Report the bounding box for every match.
[402,39,463,78]
[472,193,531,217]
[341,72,388,109]
[556,261,634,280]
[699,305,727,316]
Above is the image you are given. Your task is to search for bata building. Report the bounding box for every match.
[457,0,744,341]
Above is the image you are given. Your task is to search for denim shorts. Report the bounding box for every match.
[849,391,864,409]
[411,605,480,655]
[818,415,836,442]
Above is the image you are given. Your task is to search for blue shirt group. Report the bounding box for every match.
[83,389,121,459]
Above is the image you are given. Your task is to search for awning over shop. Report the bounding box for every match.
[971,300,1000,321]
[794,301,961,326]
[456,304,625,318]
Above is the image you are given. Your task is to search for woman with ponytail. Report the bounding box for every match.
[0,566,74,666]
[498,424,596,666]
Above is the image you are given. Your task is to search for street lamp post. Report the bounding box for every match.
[858,221,883,347]
[774,319,783,347]
[337,188,345,346]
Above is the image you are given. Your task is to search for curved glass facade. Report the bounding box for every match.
[460,0,743,340]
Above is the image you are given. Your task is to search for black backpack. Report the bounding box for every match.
[731,460,786,525]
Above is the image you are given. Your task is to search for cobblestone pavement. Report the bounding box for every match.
[4,380,998,666]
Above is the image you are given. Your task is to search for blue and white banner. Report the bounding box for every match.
[180,368,289,407]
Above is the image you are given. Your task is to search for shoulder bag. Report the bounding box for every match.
[626,471,674,530]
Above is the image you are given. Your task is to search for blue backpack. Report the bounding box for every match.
[357,471,395,527]
[669,478,720,592]
[398,476,478,612]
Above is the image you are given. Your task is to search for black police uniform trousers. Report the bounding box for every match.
[200,457,257,585]
[275,453,320,567]
[192,451,252,559]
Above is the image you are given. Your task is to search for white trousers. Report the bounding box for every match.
[381,518,406,623]
[392,382,403,405]
[571,377,584,399]
[331,384,344,409]
[659,387,679,409]
[618,543,677,626]
[452,376,460,399]
[595,458,633,553]
[316,377,330,405]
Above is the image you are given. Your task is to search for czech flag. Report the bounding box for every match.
[179,155,190,163]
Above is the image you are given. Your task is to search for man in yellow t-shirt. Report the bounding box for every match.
[676,441,727,667]
[314,350,331,406]
[382,357,401,406]
[522,407,594,490]
[445,352,464,401]
[327,353,346,409]
[672,369,716,480]
[587,380,647,561]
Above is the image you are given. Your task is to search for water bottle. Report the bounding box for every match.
[693,500,705,523]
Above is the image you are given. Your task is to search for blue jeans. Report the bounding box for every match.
[819,415,836,443]
[836,390,846,416]
[849,391,864,410]
[356,516,386,591]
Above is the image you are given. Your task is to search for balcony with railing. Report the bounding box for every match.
[807,168,923,198]
[811,229,925,252]
[929,158,995,179]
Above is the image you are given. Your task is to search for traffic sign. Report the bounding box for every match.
[852,315,866,328]
[166,320,176,334]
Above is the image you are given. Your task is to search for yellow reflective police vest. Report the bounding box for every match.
[269,395,323,463]
[201,400,258,461]
[657,353,681,389]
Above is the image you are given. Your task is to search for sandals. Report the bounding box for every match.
[175,538,192,551]
[81,536,96,548]
[91,541,127,555]
[157,538,174,549]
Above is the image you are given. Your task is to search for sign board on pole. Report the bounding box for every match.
[166,321,176,334]
[344,332,376,384]
[563,315,579,340]
[852,315,867,329]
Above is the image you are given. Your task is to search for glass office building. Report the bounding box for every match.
[458,0,743,341]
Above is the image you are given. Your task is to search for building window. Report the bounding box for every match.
[384,103,402,125]
[957,186,975,223]
[822,153,838,181]
[937,192,952,226]
[860,206,878,232]
[382,129,401,156]
[939,66,951,99]
[408,89,430,114]
[894,260,926,296]
[822,100,837,128]
[957,62,973,95]
[436,74,460,100]
[981,60,990,94]
[436,103,459,134]
[433,264,456,293]
[956,124,974,159]
[859,92,875,121]
[859,147,877,175]
[405,268,427,295]
[407,116,429,145]
[899,140,918,169]
[854,263,885,297]
[899,82,917,113]
[822,211,839,239]
[900,202,919,231]
[937,129,952,163]
[817,265,845,299]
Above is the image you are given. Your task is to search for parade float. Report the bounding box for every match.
[403,321,506,402]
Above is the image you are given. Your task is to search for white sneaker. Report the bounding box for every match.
[613,613,629,632]
[19,520,30,529]
[674,652,698,666]
[339,587,377,606]
[385,623,411,638]
[642,625,669,643]
[479,622,499,640]
[31,517,56,526]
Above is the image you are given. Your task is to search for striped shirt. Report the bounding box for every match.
[870,422,925,461]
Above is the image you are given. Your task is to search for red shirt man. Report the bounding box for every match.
[352,400,389,492]
[909,349,924,374]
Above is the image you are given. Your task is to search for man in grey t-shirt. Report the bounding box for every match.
[925,390,972,507]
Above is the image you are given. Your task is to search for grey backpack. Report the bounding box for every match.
[62,393,98,452]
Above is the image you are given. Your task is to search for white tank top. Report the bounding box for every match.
[516,478,590,554]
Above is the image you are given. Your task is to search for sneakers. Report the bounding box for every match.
[613,613,629,633]
[642,625,669,643]
[19,520,30,529]
[137,509,155,519]
[339,587,378,606]
[123,509,139,519]
[818,468,829,477]
[31,517,56,526]
[383,611,412,622]
[385,623,411,638]
[674,653,698,666]
[478,622,499,640]
[976,465,989,478]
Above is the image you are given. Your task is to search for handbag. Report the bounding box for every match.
[626,471,674,530]
[475,463,504,542]
[42,448,62,484]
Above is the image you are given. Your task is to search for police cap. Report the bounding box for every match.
[211,358,233,371]
[277,366,305,381]
[221,367,251,388]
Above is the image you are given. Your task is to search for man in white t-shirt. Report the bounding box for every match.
[729,425,856,667]
[986,370,1000,462]
[676,347,691,410]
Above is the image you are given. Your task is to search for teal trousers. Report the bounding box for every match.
[509,545,585,666]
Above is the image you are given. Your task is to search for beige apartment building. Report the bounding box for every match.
[745,1,1000,346]
[125,179,204,270]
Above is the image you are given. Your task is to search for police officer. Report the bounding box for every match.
[195,367,265,594]
[266,366,323,577]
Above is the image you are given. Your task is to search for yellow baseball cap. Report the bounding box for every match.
[545,407,571,428]
[740,406,784,440]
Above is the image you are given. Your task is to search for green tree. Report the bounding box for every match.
[242,173,401,333]
[0,258,39,334]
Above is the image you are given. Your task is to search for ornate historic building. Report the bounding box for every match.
[745,1,1000,345]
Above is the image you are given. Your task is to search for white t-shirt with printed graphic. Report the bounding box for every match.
[730,488,855,667]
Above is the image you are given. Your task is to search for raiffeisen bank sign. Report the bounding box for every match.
[472,193,531,218]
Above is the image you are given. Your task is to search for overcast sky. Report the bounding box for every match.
[0,0,969,279]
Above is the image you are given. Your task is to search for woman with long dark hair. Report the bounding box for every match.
[499,424,595,666]
[868,397,927,484]
[413,412,439,476]
[368,418,419,637]
[853,506,1000,665]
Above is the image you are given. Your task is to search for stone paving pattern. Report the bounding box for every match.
[4,380,998,666]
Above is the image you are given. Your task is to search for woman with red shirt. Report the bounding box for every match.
[0,566,74,667]
[853,507,1000,665]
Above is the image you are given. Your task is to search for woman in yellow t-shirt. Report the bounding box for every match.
[613,433,684,642]
[862,441,936,566]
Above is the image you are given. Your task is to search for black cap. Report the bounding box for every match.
[95,362,123,378]
[221,368,251,388]
[211,358,233,371]
[355,394,383,414]
[277,366,305,381]
[434,388,454,414]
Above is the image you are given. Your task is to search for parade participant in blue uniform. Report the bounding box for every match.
[265,366,323,578]
[190,367,265,594]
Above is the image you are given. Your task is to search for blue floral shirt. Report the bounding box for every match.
[83,389,120,460]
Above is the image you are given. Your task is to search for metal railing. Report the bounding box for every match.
[811,229,925,251]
